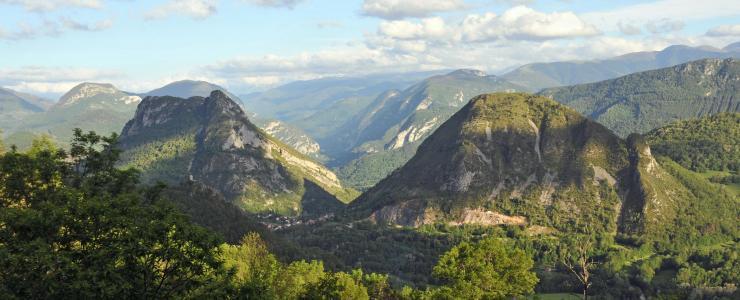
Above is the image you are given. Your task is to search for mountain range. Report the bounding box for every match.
[0,87,52,133]
[502,42,740,91]
[3,82,141,148]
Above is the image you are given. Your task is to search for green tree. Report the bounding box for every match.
[275,260,327,299]
[26,133,57,157]
[303,270,369,300]
[0,130,229,299]
[221,232,281,298]
[432,237,538,299]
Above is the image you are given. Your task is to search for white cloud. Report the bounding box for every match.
[61,17,113,31]
[583,0,740,33]
[617,21,641,35]
[0,66,124,95]
[242,0,304,9]
[372,6,600,46]
[706,24,740,37]
[144,0,217,20]
[645,18,684,34]
[378,17,448,40]
[469,6,600,41]
[0,17,112,40]
[0,0,102,12]
[362,0,466,20]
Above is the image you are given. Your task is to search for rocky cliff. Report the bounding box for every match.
[119,90,358,217]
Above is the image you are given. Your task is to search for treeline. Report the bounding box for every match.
[0,130,537,299]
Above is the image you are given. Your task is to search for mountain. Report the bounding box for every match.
[332,69,525,189]
[144,80,241,101]
[143,80,323,158]
[503,43,740,91]
[348,93,737,245]
[240,71,445,141]
[0,87,53,133]
[118,90,358,217]
[257,119,324,160]
[539,58,740,137]
[4,83,140,148]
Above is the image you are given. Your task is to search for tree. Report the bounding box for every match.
[302,270,369,300]
[432,237,538,299]
[559,235,598,300]
[26,134,57,157]
[221,232,281,298]
[0,130,229,298]
[274,260,326,300]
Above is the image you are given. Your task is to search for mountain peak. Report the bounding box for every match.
[57,82,140,107]
[448,69,487,77]
[119,91,356,217]
[350,92,627,227]
[723,41,740,52]
[145,80,240,101]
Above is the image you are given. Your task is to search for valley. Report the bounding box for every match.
[2,39,739,299]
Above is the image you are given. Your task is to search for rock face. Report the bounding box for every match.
[349,93,737,242]
[119,91,357,217]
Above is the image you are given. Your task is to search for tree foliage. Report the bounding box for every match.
[0,130,228,299]
[432,237,538,299]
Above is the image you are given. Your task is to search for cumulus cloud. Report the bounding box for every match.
[0,0,102,12]
[144,0,217,20]
[706,24,740,37]
[465,6,600,41]
[362,0,466,20]
[377,17,448,40]
[242,0,304,9]
[372,5,600,48]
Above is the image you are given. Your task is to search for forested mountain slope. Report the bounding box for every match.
[540,58,740,137]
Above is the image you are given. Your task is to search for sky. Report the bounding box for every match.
[1,0,740,98]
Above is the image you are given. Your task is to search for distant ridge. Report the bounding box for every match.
[502,42,740,91]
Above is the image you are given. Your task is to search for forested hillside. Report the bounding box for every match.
[540,58,740,137]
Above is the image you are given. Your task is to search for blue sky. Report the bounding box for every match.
[1,0,739,98]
